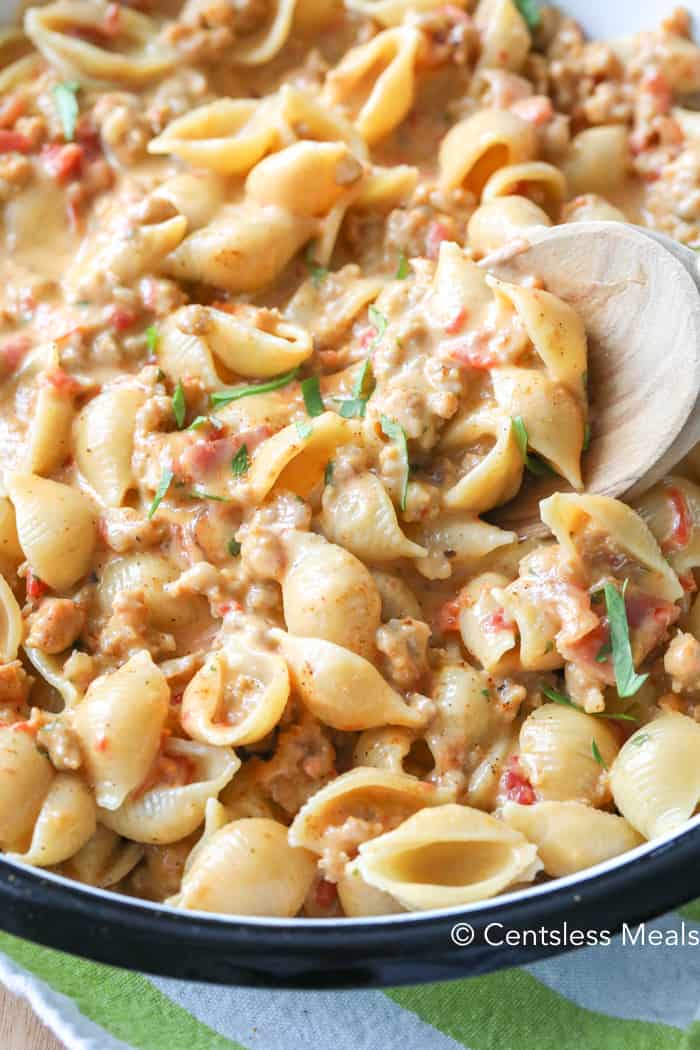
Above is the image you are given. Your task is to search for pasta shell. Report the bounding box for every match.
[289,766,447,853]
[457,572,519,672]
[0,572,22,661]
[438,109,537,195]
[337,873,403,916]
[231,0,300,65]
[74,385,147,507]
[353,804,541,909]
[181,639,289,747]
[99,738,240,844]
[8,773,96,867]
[71,650,169,810]
[482,161,567,218]
[444,416,524,514]
[410,513,516,581]
[28,382,75,477]
[320,472,426,563]
[475,0,530,72]
[0,726,54,852]
[610,714,700,840]
[501,800,643,877]
[171,817,315,916]
[6,472,98,591]
[281,530,381,658]
[246,141,364,218]
[275,631,428,730]
[467,196,551,257]
[634,475,700,577]
[59,824,143,888]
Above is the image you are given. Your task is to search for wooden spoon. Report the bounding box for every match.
[485,221,700,536]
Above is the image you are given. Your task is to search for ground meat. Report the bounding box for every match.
[98,591,176,661]
[100,507,168,554]
[320,816,384,882]
[126,838,196,901]
[36,719,83,771]
[0,660,32,723]
[25,598,85,654]
[92,93,152,166]
[376,617,431,690]
[254,715,336,816]
[664,631,700,693]
[564,660,605,713]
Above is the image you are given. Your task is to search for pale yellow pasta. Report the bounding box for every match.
[181,639,289,747]
[344,0,464,26]
[25,1,178,86]
[164,203,316,294]
[540,493,684,603]
[280,531,381,659]
[352,165,419,211]
[28,381,75,477]
[247,412,359,502]
[353,727,416,774]
[320,472,426,563]
[0,727,54,853]
[23,647,81,708]
[443,414,524,513]
[501,801,644,877]
[0,488,22,566]
[6,472,98,591]
[246,141,364,218]
[0,572,22,662]
[277,84,368,159]
[0,29,41,93]
[457,572,518,671]
[59,825,144,889]
[171,814,315,915]
[481,162,567,218]
[322,27,422,145]
[231,0,300,66]
[371,571,422,621]
[352,804,541,910]
[336,873,404,916]
[7,773,96,868]
[474,0,530,72]
[289,766,446,853]
[99,738,240,844]
[409,513,516,581]
[562,125,630,196]
[148,98,282,175]
[70,651,169,810]
[97,554,208,631]
[467,196,551,257]
[426,663,495,795]
[429,240,493,330]
[519,703,619,805]
[610,715,700,840]
[438,109,537,196]
[634,476,700,577]
[275,631,429,730]
[151,173,229,232]
[74,385,147,507]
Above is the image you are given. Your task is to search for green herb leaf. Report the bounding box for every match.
[295,419,313,439]
[481,688,490,698]
[583,422,591,452]
[188,415,223,432]
[53,81,80,142]
[395,253,411,280]
[631,733,650,747]
[541,684,577,708]
[301,376,324,418]
[189,488,226,501]
[603,581,649,698]
[337,397,368,419]
[145,325,159,355]
[368,305,388,344]
[380,414,409,511]
[595,712,639,723]
[515,0,540,29]
[595,641,612,663]
[324,460,334,486]
[511,415,553,477]
[591,739,607,769]
[211,367,299,409]
[305,245,328,288]
[228,537,241,556]
[353,356,376,400]
[148,469,174,520]
[544,639,554,653]
[231,444,249,477]
[172,380,186,429]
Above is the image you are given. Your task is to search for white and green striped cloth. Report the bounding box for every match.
[3,900,700,1049]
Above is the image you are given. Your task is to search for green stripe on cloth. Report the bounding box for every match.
[679,899,700,923]
[0,932,246,1050]
[387,967,683,1050]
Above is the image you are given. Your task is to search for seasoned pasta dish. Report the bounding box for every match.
[2,0,700,920]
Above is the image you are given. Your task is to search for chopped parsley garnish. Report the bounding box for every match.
[172,380,186,429]
[228,537,241,556]
[338,398,368,419]
[380,414,409,512]
[188,415,223,432]
[324,460,334,486]
[631,733,650,747]
[395,253,411,280]
[368,305,388,345]
[211,367,299,409]
[603,581,649,698]
[541,683,637,722]
[301,375,324,418]
[189,488,226,501]
[336,356,376,418]
[515,0,540,30]
[305,245,328,288]
[295,419,313,439]
[511,416,553,477]
[231,444,249,477]
[148,469,173,520]
[145,325,159,355]
[53,81,80,142]
[591,739,607,769]
[583,422,591,452]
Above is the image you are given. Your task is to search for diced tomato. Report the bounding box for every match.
[624,589,676,631]
[662,485,692,552]
[482,608,514,634]
[75,120,102,160]
[44,366,81,396]
[437,598,462,634]
[180,427,270,482]
[426,220,450,260]
[42,143,84,182]
[1,334,31,373]
[170,692,183,706]
[134,745,195,800]
[0,129,31,154]
[95,734,110,752]
[0,95,26,130]
[26,570,48,601]
[643,70,672,115]
[679,571,698,593]
[445,306,468,335]
[451,331,499,370]
[502,756,536,805]
[511,95,554,127]
[107,305,138,332]
[315,879,338,909]
[104,2,122,35]
[12,720,38,737]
